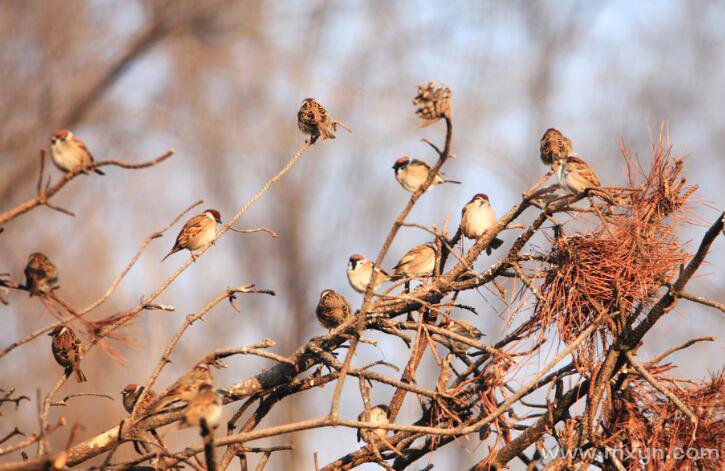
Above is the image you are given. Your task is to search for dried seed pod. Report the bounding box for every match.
[412,81,452,126]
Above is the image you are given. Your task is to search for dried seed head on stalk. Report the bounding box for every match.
[412,81,452,126]
[533,133,694,362]
[611,369,724,470]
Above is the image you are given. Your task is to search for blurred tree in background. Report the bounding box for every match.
[0,1,723,469]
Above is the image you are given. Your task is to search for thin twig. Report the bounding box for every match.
[677,290,725,313]
[0,151,173,226]
[645,336,715,366]
[624,351,697,424]
[229,227,279,238]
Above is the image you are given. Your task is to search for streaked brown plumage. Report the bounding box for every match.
[347,254,390,293]
[297,98,350,144]
[121,384,156,414]
[179,383,222,429]
[392,243,437,279]
[151,363,212,412]
[162,209,221,262]
[121,384,165,454]
[540,128,572,166]
[357,404,390,444]
[555,156,601,195]
[49,129,105,175]
[49,326,87,382]
[24,252,58,297]
[392,157,460,193]
[445,319,483,352]
[315,289,351,329]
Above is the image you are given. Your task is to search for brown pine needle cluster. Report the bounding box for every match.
[412,81,452,126]
[610,370,724,470]
[534,136,695,355]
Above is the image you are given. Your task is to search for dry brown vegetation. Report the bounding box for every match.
[0,78,722,471]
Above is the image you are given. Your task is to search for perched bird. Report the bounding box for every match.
[24,252,58,297]
[539,128,572,166]
[460,194,504,255]
[555,156,601,196]
[152,363,212,412]
[179,384,222,429]
[444,319,483,352]
[297,98,350,144]
[49,326,87,383]
[121,384,156,415]
[357,404,390,444]
[315,289,352,330]
[347,254,390,293]
[162,209,222,262]
[121,384,164,454]
[49,130,105,175]
[392,243,437,280]
[392,157,460,193]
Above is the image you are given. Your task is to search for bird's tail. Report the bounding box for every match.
[94,168,105,176]
[75,367,88,383]
[319,126,336,140]
[485,237,504,256]
[332,119,352,134]
[161,247,179,262]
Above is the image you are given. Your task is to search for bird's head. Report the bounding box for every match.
[392,156,410,172]
[50,130,72,144]
[48,326,67,337]
[204,209,222,224]
[348,254,364,270]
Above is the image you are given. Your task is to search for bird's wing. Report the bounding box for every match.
[175,215,208,248]
[568,158,601,187]
[395,244,427,271]
[76,139,96,162]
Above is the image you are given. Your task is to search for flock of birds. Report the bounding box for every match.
[16,98,601,446]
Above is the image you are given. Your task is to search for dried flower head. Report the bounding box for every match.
[413,81,452,126]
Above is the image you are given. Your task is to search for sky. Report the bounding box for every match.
[0,1,723,469]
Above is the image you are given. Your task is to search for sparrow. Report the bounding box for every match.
[121,384,164,453]
[444,319,483,352]
[539,128,572,166]
[315,289,352,330]
[347,254,390,293]
[49,130,105,175]
[152,363,212,412]
[460,194,504,255]
[121,384,157,415]
[392,243,437,280]
[554,156,601,196]
[392,157,460,193]
[162,209,222,262]
[179,383,222,429]
[24,252,59,297]
[357,404,390,444]
[297,98,350,144]
[49,326,87,382]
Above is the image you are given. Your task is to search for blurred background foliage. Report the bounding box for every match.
[0,1,722,468]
